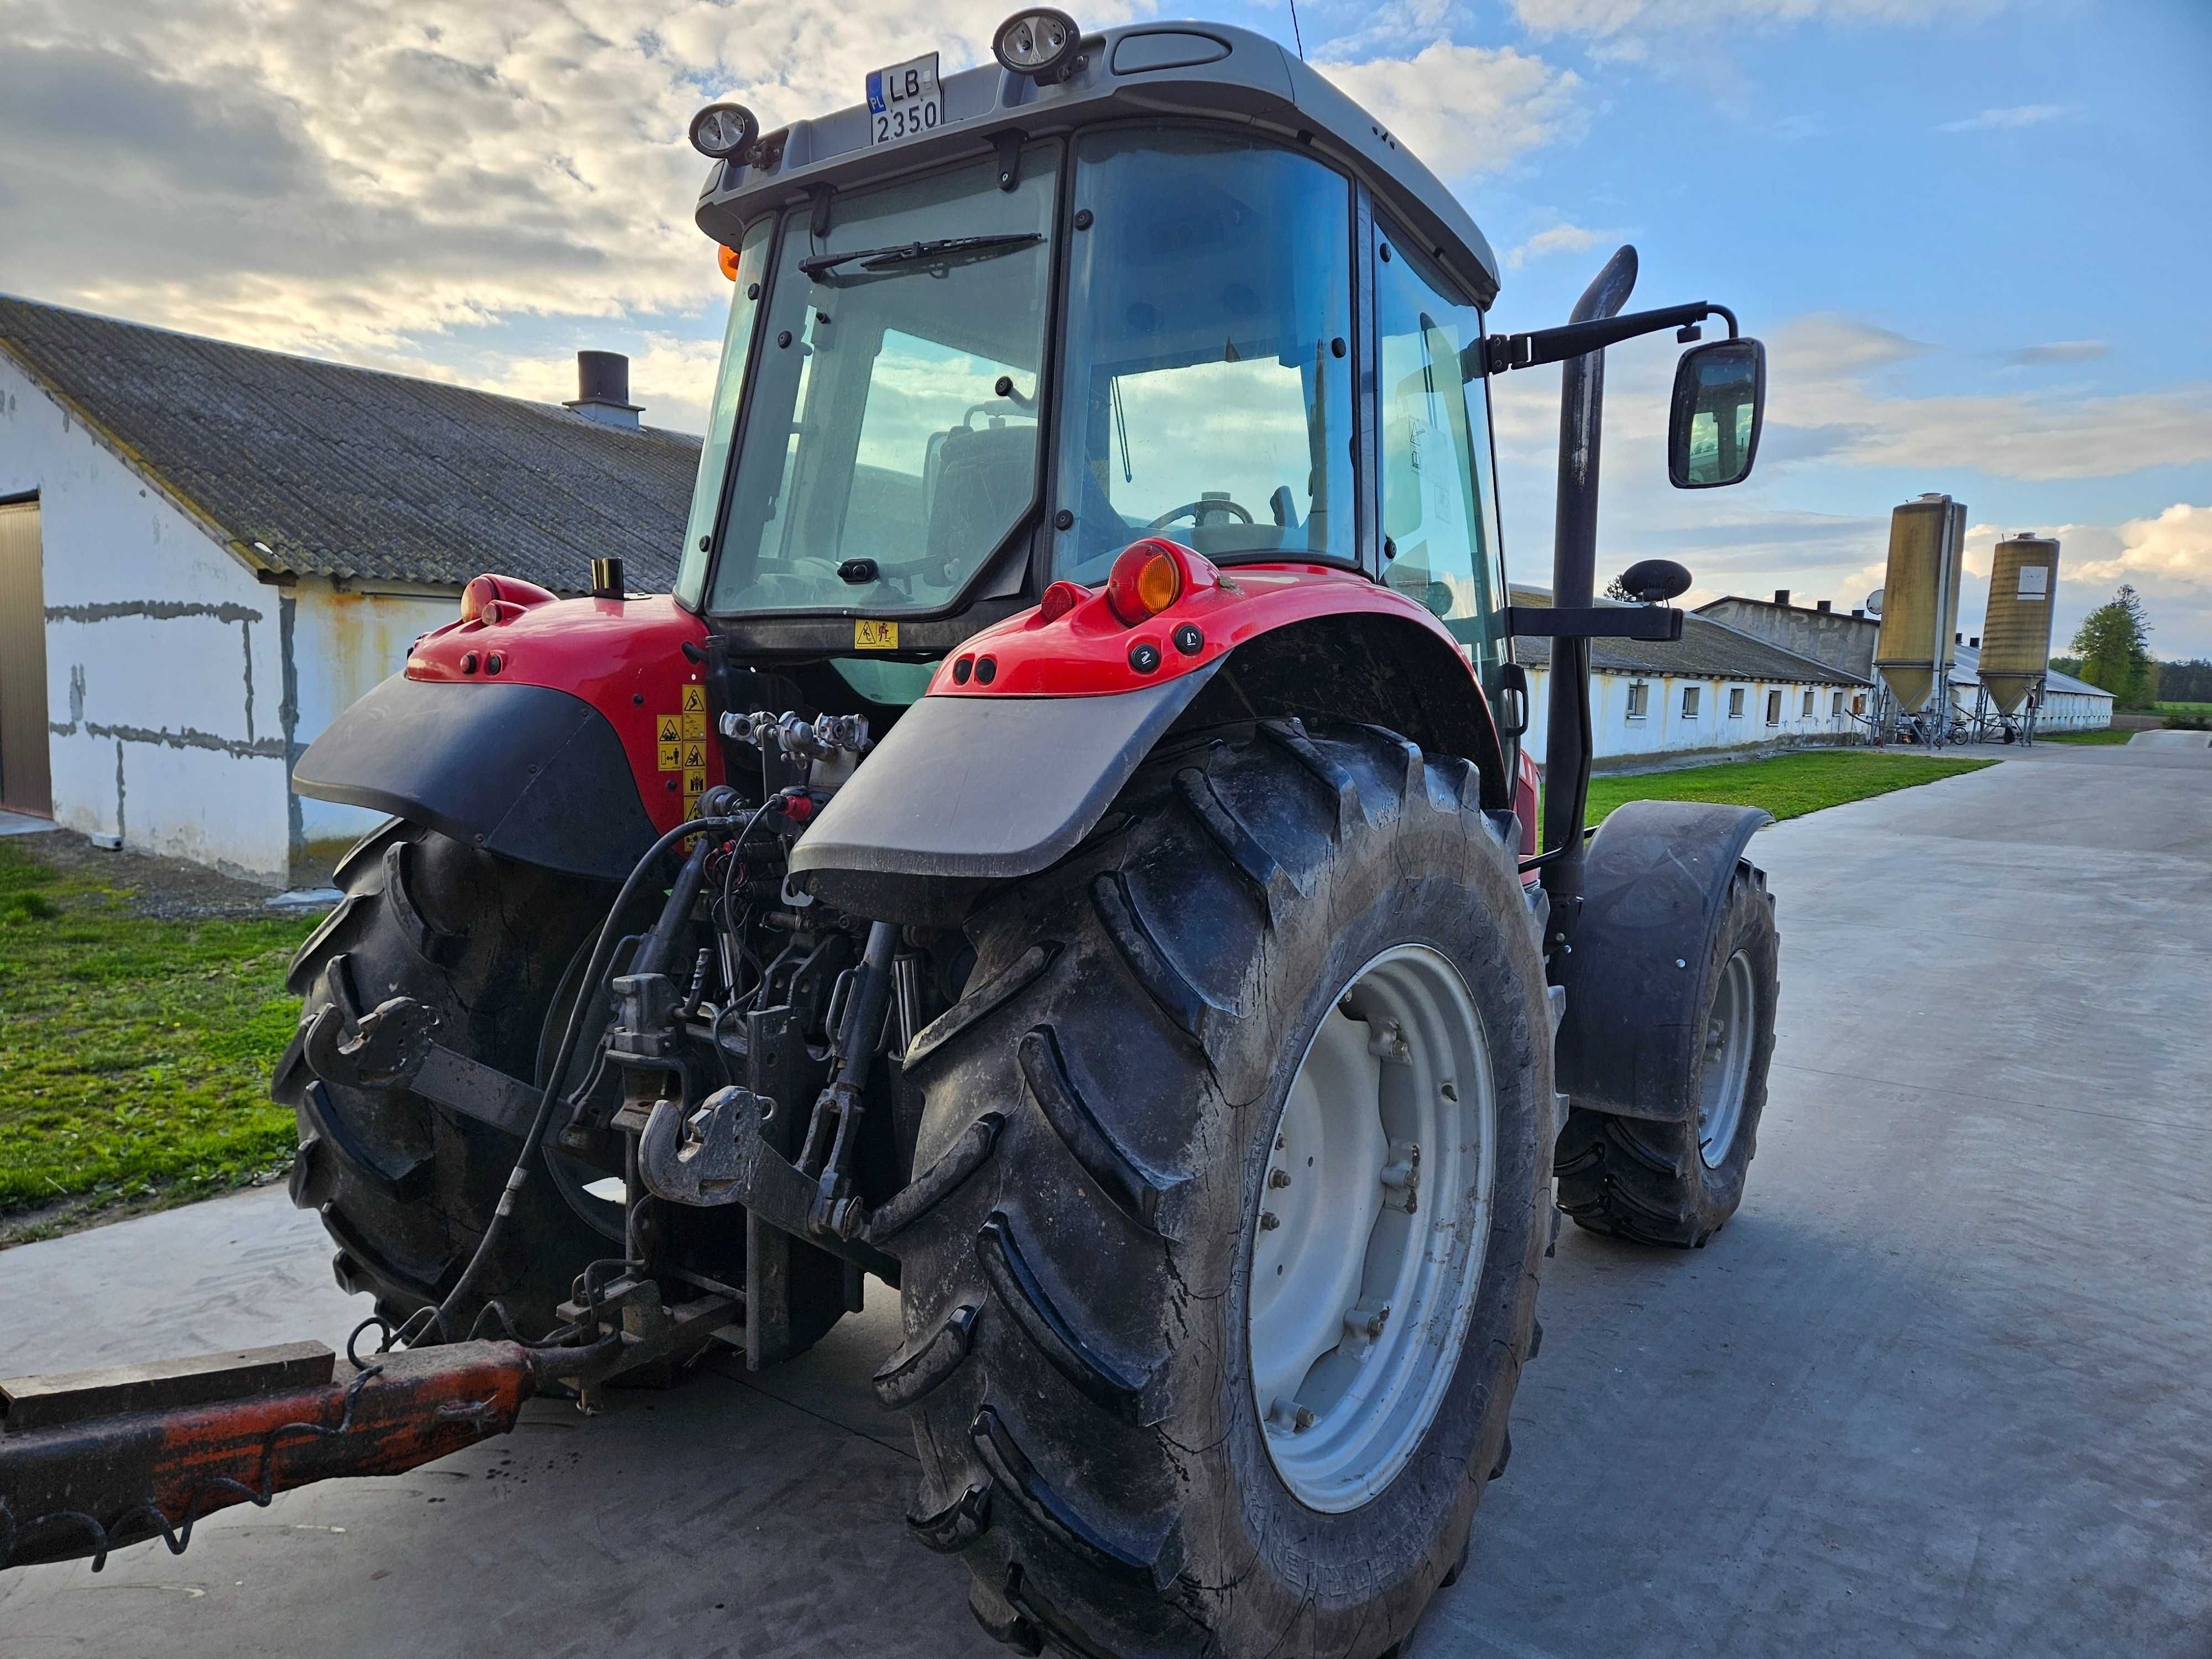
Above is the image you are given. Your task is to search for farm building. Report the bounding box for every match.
[0,296,697,883]
[1512,587,1870,768]
[1946,640,2113,731]
[1698,587,2111,733]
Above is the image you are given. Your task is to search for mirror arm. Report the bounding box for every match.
[1478,301,1736,378]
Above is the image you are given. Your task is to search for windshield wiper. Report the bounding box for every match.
[798,233,1042,280]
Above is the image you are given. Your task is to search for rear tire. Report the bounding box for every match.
[1552,864,1778,1248]
[883,722,1552,1659]
[275,818,617,1335]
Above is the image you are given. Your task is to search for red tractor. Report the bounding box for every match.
[2,17,1780,1657]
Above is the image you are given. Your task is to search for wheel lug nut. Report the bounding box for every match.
[1268,1168,1291,1188]
[1259,1211,1280,1231]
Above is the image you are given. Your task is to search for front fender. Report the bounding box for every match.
[1551,800,1774,1122]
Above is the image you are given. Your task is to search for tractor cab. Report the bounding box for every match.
[671,18,1516,714]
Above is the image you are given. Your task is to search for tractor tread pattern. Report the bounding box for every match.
[874,1302,980,1411]
[904,943,1061,1073]
[977,1212,1159,1425]
[1016,1026,1182,1231]
[868,1114,1004,1245]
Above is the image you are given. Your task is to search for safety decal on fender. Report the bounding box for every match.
[855,619,898,649]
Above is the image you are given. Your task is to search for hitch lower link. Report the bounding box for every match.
[0,1338,556,1572]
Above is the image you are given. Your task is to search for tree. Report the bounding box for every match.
[2070,585,2158,707]
[2155,658,2212,705]
[1602,572,1636,602]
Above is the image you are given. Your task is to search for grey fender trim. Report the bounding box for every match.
[1551,800,1773,1123]
[293,674,654,881]
[789,663,1221,921]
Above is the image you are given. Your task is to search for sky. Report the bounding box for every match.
[3,0,2208,654]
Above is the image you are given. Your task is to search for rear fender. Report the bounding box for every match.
[293,595,717,880]
[1550,800,1773,1122]
[790,563,1508,924]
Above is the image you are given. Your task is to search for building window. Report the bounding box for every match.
[1852,693,1866,716]
[1802,688,1815,717]
[1766,690,1783,726]
[1832,691,1844,716]
[1626,681,1649,721]
[1681,685,1700,718]
[1728,687,1746,718]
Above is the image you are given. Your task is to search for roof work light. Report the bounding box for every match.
[993,9,1082,82]
[688,102,759,161]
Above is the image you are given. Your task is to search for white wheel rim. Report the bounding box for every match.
[1247,944,1497,1514]
[1697,950,1755,1169]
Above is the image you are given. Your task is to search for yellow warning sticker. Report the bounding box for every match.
[683,768,707,797]
[684,797,703,821]
[682,740,707,768]
[855,619,899,650]
[657,742,681,773]
[656,713,682,743]
[681,684,706,713]
[681,709,707,739]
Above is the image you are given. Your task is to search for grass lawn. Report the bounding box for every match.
[2043,728,2136,745]
[1584,747,1996,827]
[0,839,319,1244]
[2156,701,2212,717]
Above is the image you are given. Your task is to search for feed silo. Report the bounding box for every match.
[1979,533,2061,716]
[1872,493,1966,714]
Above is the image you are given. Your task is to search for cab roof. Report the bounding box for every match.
[694,20,1501,307]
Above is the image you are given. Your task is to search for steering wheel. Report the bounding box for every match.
[1147,497,1255,530]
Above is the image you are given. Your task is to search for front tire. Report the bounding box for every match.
[883,722,1553,1658]
[1552,863,1778,1248]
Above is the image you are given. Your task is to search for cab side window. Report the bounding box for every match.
[1374,228,1506,686]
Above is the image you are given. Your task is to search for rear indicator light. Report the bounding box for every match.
[718,244,743,281]
[1038,580,1087,624]
[1105,540,1185,627]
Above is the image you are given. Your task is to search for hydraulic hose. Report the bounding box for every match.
[421,812,743,1344]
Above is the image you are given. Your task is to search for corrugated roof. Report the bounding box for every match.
[1948,643,2111,701]
[1508,586,1865,686]
[0,294,701,592]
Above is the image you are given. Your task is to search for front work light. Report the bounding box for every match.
[993,9,1082,82]
[688,102,759,161]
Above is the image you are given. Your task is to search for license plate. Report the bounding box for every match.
[867,53,943,145]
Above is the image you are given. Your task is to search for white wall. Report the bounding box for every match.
[1524,666,1861,766]
[0,353,292,880]
[1,354,463,880]
[291,580,457,852]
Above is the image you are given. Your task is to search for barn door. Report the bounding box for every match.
[0,498,53,817]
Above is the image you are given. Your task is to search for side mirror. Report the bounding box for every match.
[1669,337,1765,489]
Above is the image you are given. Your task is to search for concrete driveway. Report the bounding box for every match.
[4,740,2208,1658]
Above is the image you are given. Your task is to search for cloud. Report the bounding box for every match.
[2005,340,2110,366]
[1314,43,1585,180]
[1937,103,2068,133]
[0,0,1152,370]
[1506,222,1602,269]
[1507,0,2005,43]
[2070,504,2212,589]
[1762,315,2212,482]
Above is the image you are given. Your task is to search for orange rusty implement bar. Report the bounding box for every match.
[0,1338,539,1570]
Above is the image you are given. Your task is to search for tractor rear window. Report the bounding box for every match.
[706,142,1060,617]
[1052,130,1355,584]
